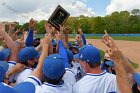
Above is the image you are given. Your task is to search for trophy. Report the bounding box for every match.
[48,5,70,30]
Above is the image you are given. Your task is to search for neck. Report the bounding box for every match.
[88,67,103,74]
[27,64,32,68]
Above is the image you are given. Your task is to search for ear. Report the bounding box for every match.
[27,60,31,64]
[85,62,91,72]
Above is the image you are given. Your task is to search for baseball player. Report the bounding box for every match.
[73,45,118,93]
[6,47,39,84]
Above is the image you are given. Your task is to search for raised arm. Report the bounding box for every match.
[18,29,26,43]
[32,33,52,79]
[102,31,135,85]
[55,31,69,68]
[8,23,16,37]
[75,34,84,48]
[44,22,53,54]
[77,28,86,45]
[59,25,68,48]
[25,18,35,47]
[11,29,20,41]
[102,31,132,93]
[108,48,132,93]
[64,27,70,46]
[0,24,18,62]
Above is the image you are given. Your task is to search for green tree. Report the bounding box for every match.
[35,20,46,34]
[131,9,140,15]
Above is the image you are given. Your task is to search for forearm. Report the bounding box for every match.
[62,38,68,48]
[114,59,132,93]
[78,40,84,48]
[58,40,69,68]
[6,69,16,78]
[0,31,18,61]
[26,29,33,47]
[82,34,86,45]
[117,55,135,86]
[35,44,42,52]
[65,33,69,46]
[48,41,53,55]
[8,29,14,37]
[11,32,18,41]
[0,31,17,49]
[121,57,134,74]
[37,46,49,69]
[32,46,49,79]
[19,34,24,42]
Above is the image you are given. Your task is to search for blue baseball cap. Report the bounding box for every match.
[0,82,35,93]
[0,61,9,82]
[36,51,42,58]
[79,45,101,63]
[66,49,73,63]
[18,47,38,63]
[105,60,114,67]
[13,82,35,93]
[43,54,65,80]
[0,48,11,61]
[73,54,79,59]
[133,72,140,86]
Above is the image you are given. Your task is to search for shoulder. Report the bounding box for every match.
[105,73,116,81]
[63,68,76,85]
[25,75,42,86]
[64,68,75,78]
[8,61,16,71]
[16,68,33,78]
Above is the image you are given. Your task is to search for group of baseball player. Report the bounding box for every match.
[0,18,140,93]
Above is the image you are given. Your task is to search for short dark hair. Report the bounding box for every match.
[44,75,63,85]
[87,62,101,68]
[19,60,28,66]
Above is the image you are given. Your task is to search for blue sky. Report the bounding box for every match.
[86,0,111,16]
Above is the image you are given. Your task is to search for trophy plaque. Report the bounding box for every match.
[48,5,70,30]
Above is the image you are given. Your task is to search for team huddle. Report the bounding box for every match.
[0,18,140,93]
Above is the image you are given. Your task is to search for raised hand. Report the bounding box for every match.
[55,31,63,41]
[45,22,57,36]
[0,23,5,32]
[77,28,83,35]
[59,25,64,34]
[29,18,35,30]
[102,30,117,48]
[45,22,52,33]
[107,47,123,61]
[41,33,52,48]
[9,23,16,31]
[102,30,110,47]
[15,29,20,34]
[64,27,71,34]
[76,34,82,43]
[21,28,26,35]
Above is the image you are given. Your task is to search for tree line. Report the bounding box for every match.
[16,9,140,34]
